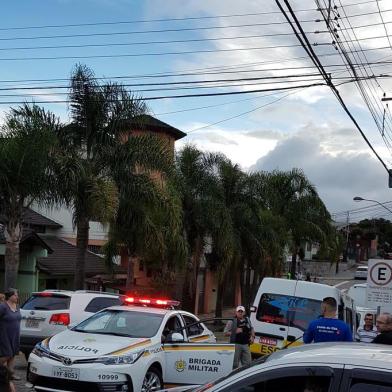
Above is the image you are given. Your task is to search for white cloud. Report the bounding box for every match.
[250,129,392,216]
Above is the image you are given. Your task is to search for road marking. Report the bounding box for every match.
[334,280,350,288]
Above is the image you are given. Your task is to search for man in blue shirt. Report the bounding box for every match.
[303,297,353,343]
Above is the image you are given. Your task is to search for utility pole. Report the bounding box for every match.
[343,211,350,265]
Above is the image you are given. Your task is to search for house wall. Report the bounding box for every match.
[34,206,108,242]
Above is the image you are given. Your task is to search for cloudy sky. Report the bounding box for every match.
[1,0,392,222]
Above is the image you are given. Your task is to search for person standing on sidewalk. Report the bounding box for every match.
[224,305,255,368]
[373,313,392,345]
[303,297,352,343]
[356,313,378,343]
[0,289,22,381]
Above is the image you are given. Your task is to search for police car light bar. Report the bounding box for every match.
[125,297,180,308]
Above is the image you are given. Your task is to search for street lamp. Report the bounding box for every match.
[353,196,392,214]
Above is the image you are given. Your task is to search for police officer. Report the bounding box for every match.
[224,306,255,368]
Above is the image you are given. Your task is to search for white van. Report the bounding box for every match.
[249,278,351,356]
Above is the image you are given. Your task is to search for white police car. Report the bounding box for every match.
[27,297,235,392]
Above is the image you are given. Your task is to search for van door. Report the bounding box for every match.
[163,343,234,385]
[251,293,293,355]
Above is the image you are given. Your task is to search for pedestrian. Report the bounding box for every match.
[0,366,15,392]
[356,313,378,343]
[0,294,5,303]
[373,313,392,345]
[303,297,352,343]
[224,305,255,368]
[305,272,311,282]
[0,288,22,381]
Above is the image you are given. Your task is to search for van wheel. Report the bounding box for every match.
[141,366,163,392]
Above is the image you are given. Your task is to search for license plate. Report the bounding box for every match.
[259,337,277,346]
[25,318,39,328]
[52,367,79,380]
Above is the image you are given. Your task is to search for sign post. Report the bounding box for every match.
[366,259,392,312]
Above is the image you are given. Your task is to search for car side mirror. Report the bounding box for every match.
[166,332,184,343]
[250,306,257,313]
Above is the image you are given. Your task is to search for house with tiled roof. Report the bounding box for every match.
[0,208,125,298]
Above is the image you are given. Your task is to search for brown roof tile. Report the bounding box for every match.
[37,237,125,276]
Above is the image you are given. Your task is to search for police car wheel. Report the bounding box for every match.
[141,366,163,392]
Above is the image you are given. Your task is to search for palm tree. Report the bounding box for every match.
[104,136,187,291]
[175,145,225,312]
[58,64,148,289]
[264,168,331,278]
[0,104,61,288]
[211,166,288,315]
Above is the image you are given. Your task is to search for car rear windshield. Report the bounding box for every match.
[22,294,71,311]
[256,293,321,331]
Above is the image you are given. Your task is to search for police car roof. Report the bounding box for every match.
[264,343,392,369]
[107,305,175,315]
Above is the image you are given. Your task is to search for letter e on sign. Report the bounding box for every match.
[367,259,392,307]
[369,262,392,286]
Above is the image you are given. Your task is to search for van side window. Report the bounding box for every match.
[256,293,321,331]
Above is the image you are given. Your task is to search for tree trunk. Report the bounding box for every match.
[290,251,297,278]
[4,221,22,289]
[243,260,251,309]
[181,237,203,312]
[126,253,136,291]
[74,217,89,289]
[214,279,225,327]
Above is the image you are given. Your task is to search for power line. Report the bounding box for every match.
[1,59,392,86]
[0,33,311,52]
[0,21,320,42]
[2,42,392,62]
[0,0,383,32]
[0,82,329,105]
[0,10,320,31]
[155,91,284,116]
[0,72,324,91]
[277,0,390,173]
[187,89,304,133]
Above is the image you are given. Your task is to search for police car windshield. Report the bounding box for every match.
[73,309,164,338]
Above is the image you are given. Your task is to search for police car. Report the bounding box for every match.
[27,297,235,392]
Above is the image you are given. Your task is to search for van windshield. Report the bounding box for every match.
[256,293,322,331]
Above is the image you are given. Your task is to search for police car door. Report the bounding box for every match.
[181,313,215,343]
[164,342,234,385]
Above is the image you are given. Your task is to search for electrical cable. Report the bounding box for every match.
[277,0,390,172]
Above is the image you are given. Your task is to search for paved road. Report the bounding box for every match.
[13,354,30,392]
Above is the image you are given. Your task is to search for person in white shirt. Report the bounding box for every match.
[356,313,378,343]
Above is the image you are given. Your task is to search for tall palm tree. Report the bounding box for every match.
[0,104,61,288]
[58,64,148,289]
[104,136,187,291]
[175,145,225,312]
[264,168,331,278]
